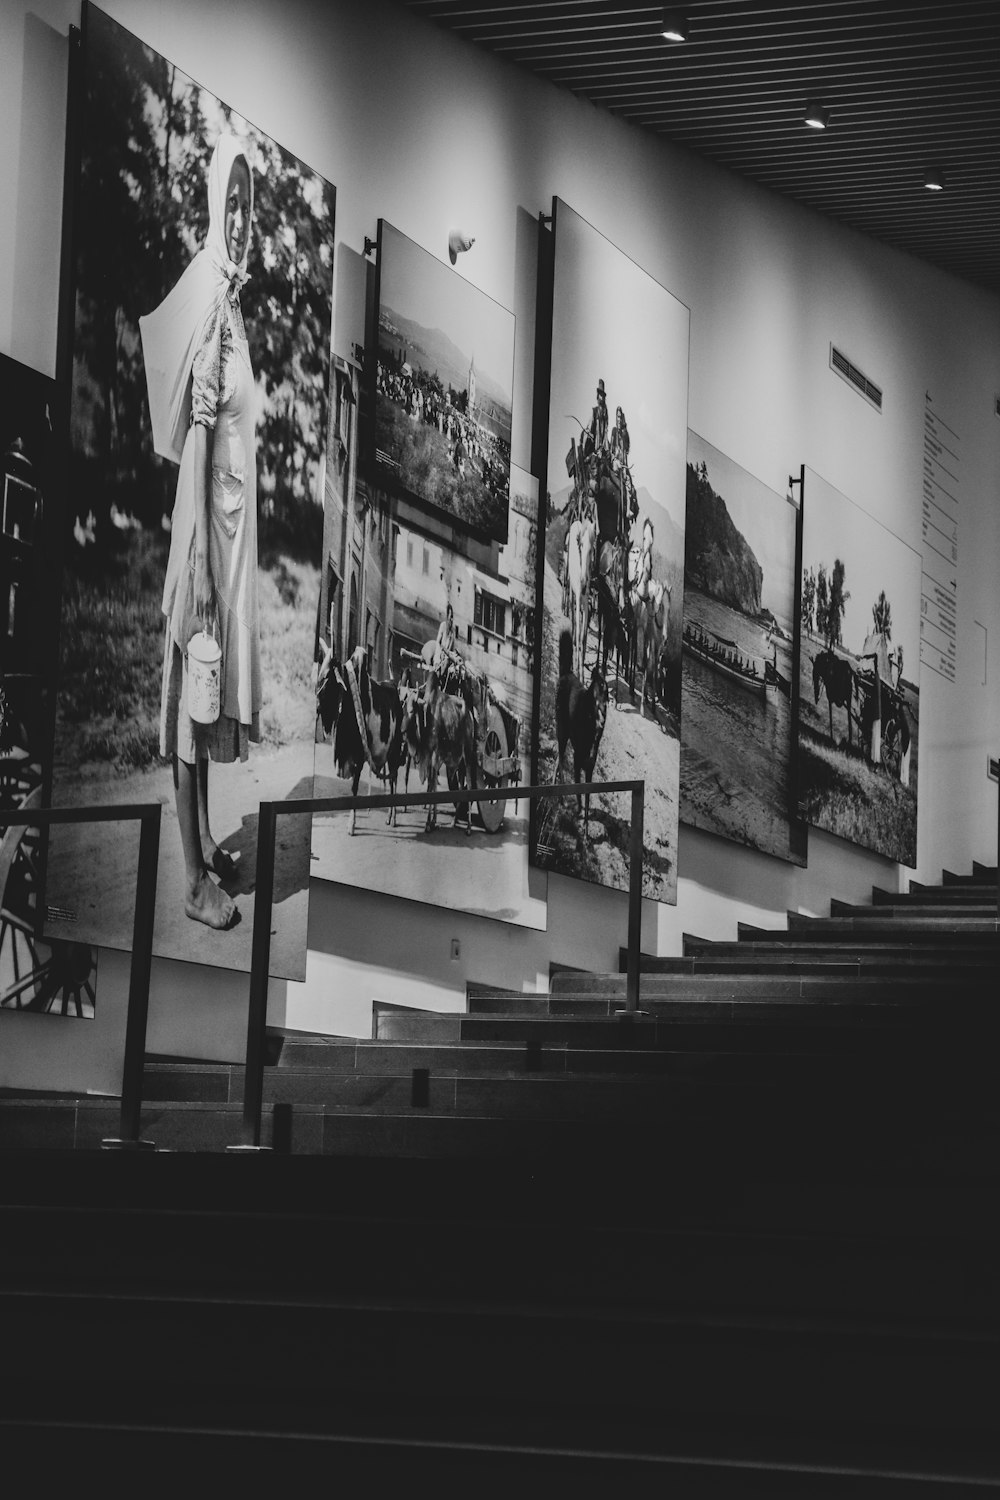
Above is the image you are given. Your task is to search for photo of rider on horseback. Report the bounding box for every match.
[580,378,608,465]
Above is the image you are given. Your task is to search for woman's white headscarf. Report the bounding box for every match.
[140,133,253,464]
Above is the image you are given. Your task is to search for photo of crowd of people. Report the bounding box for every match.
[374,221,514,544]
[376,353,510,531]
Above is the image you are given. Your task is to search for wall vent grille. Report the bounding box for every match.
[830,345,883,412]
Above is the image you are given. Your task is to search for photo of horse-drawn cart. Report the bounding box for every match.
[797,468,921,866]
[533,198,689,904]
[558,430,678,727]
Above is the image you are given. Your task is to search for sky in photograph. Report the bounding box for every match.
[802,467,921,667]
[379,221,514,400]
[545,199,689,537]
[687,430,797,620]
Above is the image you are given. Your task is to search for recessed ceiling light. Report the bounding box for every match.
[923,166,946,191]
[804,100,830,129]
[660,11,689,42]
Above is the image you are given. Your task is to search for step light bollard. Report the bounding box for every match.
[2,803,161,1150]
[111,805,162,1148]
[626,783,644,1016]
[236,778,646,1151]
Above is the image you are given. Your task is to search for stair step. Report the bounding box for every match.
[785,913,1000,938]
[372,1014,994,1056]
[6,1271,1000,1456]
[679,937,996,965]
[5,1202,1000,1333]
[897,882,998,904]
[622,950,997,978]
[737,919,1000,946]
[142,1050,943,1106]
[544,972,999,1006]
[373,1008,465,1042]
[285,1018,994,1062]
[832,899,997,920]
[4,1094,999,1181]
[6,1145,1000,1234]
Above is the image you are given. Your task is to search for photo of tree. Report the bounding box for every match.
[797,467,921,865]
[44,3,335,978]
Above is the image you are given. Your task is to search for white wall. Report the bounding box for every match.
[2,0,998,1085]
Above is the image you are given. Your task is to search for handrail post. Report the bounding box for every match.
[237,799,278,1149]
[235,779,647,1147]
[625,782,644,1014]
[116,805,161,1145]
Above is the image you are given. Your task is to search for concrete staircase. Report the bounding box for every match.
[2,867,999,1486]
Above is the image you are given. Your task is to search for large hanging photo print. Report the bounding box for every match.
[680,432,805,865]
[312,230,542,930]
[45,4,336,978]
[532,198,689,903]
[797,468,921,866]
[312,394,543,930]
[374,221,514,546]
[2,354,99,1018]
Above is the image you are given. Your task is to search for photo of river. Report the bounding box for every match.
[680,434,806,865]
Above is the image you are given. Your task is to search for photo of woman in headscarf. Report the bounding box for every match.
[140,134,261,931]
[43,9,335,978]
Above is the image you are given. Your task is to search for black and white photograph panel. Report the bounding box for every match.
[2,356,98,1020]
[374,220,515,546]
[2,678,99,1020]
[532,197,689,904]
[798,468,921,866]
[44,4,336,979]
[312,431,545,931]
[680,432,806,865]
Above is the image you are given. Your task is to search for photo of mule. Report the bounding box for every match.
[797,468,921,866]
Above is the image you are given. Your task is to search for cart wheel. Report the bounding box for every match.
[1,766,97,1017]
[882,718,901,779]
[478,700,510,834]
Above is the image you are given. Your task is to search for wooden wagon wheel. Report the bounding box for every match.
[477,697,512,834]
[881,713,902,779]
[1,760,96,1018]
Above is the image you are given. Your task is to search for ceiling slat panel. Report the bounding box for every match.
[398,0,1000,292]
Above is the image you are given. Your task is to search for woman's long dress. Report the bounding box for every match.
[160,296,261,764]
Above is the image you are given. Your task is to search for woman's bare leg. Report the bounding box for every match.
[196,757,240,877]
[174,755,236,928]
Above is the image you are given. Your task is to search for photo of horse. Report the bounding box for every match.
[532,198,690,903]
[797,468,921,865]
[680,433,805,865]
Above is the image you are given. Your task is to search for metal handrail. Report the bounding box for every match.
[238,777,645,1148]
[1,802,161,1145]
